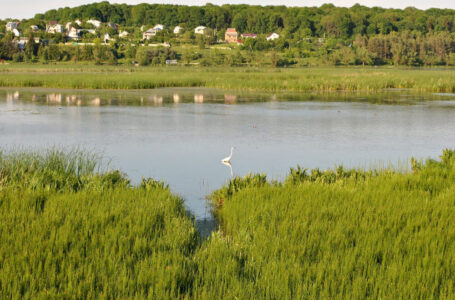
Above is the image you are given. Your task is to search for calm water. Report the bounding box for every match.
[1,88,455,220]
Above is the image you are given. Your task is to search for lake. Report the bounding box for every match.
[1,87,455,221]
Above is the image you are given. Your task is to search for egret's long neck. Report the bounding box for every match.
[230,148,234,157]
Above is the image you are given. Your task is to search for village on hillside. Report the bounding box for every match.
[3,19,281,48]
[1,3,455,67]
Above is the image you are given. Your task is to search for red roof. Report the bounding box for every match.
[226,28,237,33]
[241,33,257,38]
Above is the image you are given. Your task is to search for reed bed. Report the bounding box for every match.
[0,149,198,299]
[2,148,455,298]
[1,66,455,93]
[202,150,455,299]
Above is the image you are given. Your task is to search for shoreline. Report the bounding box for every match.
[1,66,455,93]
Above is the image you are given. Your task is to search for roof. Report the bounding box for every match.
[226,28,237,32]
[242,33,257,37]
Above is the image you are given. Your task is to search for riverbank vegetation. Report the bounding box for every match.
[1,65,455,93]
[204,150,455,298]
[0,149,199,298]
[2,148,455,298]
[2,3,455,66]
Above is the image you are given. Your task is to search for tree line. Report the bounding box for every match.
[22,2,455,37]
[1,2,455,66]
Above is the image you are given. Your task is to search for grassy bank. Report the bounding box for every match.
[0,149,198,298]
[204,152,455,298]
[2,148,455,298]
[1,65,455,92]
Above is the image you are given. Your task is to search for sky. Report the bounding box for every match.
[2,0,455,20]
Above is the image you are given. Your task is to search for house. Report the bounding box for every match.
[266,33,280,41]
[225,28,238,43]
[17,37,41,49]
[143,28,157,40]
[78,29,96,36]
[65,22,73,31]
[67,27,80,40]
[165,59,177,65]
[119,31,129,38]
[46,22,64,34]
[30,25,39,32]
[153,24,165,31]
[241,33,257,39]
[6,22,19,32]
[75,19,83,26]
[104,33,113,43]
[173,26,183,34]
[87,19,102,28]
[107,23,118,30]
[194,26,207,35]
[12,28,20,37]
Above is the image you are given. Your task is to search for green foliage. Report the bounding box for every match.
[135,47,177,66]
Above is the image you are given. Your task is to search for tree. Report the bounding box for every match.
[24,33,37,61]
[356,47,373,66]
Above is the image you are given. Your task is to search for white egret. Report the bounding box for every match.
[221,147,235,163]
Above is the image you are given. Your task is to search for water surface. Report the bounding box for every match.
[1,88,455,219]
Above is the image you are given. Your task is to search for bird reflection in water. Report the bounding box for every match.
[222,161,234,178]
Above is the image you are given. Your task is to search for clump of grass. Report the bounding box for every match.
[201,149,455,299]
[0,148,199,299]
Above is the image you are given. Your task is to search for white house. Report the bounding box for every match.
[65,22,73,31]
[80,29,96,35]
[119,31,129,38]
[6,22,19,32]
[30,25,39,32]
[173,26,183,34]
[12,28,20,37]
[104,33,113,43]
[194,26,207,35]
[46,24,64,34]
[266,32,280,41]
[143,28,157,40]
[67,27,80,39]
[153,24,165,31]
[17,37,41,49]
[87,19,102,28]
[75,19,83,26]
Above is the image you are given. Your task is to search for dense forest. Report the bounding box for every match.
[0,2,455,66]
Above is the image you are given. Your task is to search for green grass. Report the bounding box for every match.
[0,149,198,298]
[2,148,455,298]
[202,150,455,299]
[1,65,455,92]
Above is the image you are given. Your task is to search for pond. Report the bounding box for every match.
[1,87,455,222]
